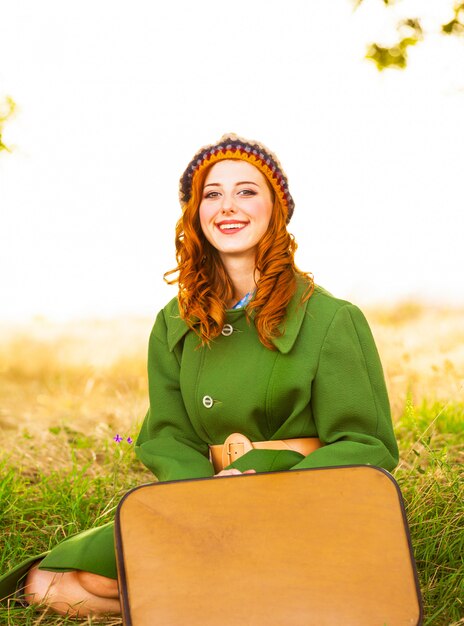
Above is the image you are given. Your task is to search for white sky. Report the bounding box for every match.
[1,0,463,321]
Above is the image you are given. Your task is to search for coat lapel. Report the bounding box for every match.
[164,298,191,352]
[270,277,311,354]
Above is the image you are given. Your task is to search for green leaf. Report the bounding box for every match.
[0,96,16,153]
[441,18,464,36]
[366,43,408,71]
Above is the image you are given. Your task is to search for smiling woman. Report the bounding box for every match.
[0,132,398,618]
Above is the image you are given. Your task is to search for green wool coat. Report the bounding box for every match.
[0,278,399,594]
[135,279,398,479]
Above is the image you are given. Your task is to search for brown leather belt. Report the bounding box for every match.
[209,432,322,473]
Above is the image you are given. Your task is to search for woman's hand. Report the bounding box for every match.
[214,469,256,477]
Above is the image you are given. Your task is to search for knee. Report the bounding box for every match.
[75,571,119,598]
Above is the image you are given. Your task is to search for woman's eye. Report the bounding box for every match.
[204,191,220,199]
[238,189,256,196]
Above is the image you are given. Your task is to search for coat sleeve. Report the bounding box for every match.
[135,310,215,482]
[291,304,399,472]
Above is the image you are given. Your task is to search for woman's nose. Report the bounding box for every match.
[220,194,236,214]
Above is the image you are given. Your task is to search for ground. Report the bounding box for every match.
[0,303,463,625]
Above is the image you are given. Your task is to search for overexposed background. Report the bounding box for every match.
[1,0,463,321]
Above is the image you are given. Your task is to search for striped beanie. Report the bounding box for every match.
[179,133,294,222]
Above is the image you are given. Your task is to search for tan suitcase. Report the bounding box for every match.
[115,465,422,625]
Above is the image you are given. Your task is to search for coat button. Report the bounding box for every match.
[202,395,214,409]
[221,324,234,337]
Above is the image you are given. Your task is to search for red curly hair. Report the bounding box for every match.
[164,162,314,349]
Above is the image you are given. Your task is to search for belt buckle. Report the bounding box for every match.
[222,432,253,469]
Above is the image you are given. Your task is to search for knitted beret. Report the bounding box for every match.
[179,133,294,222]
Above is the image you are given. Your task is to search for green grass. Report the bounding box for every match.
[0,349,463,626]
[392,400,464,625]
[0,434,146,626]
[1,402,462,625]
[0,432,148,565]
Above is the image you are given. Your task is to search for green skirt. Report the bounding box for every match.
[0,522,116,603]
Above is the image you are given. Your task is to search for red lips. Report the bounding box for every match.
[215,219,249,234]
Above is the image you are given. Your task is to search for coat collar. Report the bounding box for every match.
[166,308,190,352]
[270,277,310,354]
[166,276,311,354]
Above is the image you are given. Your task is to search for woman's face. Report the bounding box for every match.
[199,160,273,263]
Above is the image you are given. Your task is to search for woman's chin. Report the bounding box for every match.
[217,244,257,260]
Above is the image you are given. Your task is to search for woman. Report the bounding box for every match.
[0,133,399,617]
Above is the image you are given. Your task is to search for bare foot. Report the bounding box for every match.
[24,565,121,617]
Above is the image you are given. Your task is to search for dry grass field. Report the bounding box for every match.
[0,302,463,625]
[0,316,150,471]
[368,302,464,419]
